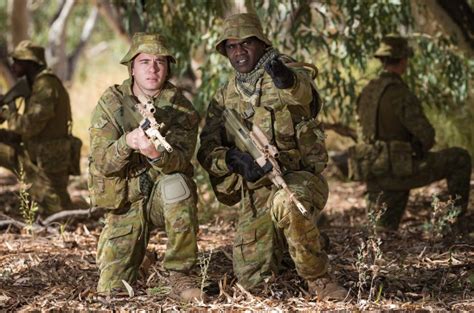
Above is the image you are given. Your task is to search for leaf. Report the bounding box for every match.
[122,280,135,298]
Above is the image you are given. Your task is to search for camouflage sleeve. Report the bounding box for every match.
[89,91,132,176]
[276,68,313,116]
[8,76,56,137]
[396,88,435,152]
[149,93,199,174]
[197,89,232,177]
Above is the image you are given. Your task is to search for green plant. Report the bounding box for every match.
[199,249,213,294]
[16,163,38,235]
[356,200,386,307]
[424,194,461,240]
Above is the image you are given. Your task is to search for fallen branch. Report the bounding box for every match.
[42,206,103,225]
[0,207,103,230]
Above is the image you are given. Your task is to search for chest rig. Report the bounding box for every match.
[224,73,327,174]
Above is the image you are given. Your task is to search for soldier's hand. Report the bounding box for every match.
[264,57,295,89]
[225,147,270,183]
[126,128,161,159]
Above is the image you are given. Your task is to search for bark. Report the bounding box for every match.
[94,0,132,44]
[66,7,99,81]
[7,0,30,50]
[46,0,75,81]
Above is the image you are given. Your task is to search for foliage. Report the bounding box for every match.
[114,1,472,152]
[423,194,462,240]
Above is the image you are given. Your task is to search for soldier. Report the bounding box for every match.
[352,35,471,230]
[88,33,203,302]
[0,40,75,215]
[197,13,347,301]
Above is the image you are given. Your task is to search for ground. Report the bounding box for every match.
[0,164,473,311]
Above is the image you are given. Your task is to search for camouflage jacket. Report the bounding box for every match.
[357,71,435,155]
[198,60,326,205]
[88,78,199,209]
[7,68,72,172]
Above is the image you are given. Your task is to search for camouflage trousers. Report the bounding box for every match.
[96,173,199,293]
[0,141,71,214]
[367,147,471,230]
[234,171,329,290]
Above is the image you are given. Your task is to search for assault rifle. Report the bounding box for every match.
[0,77,30,113]
[223,108,309,217]
[135,95,173,153]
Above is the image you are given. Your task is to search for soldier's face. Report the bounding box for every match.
[225,37,267,73]
[11,59,28,78]
[132,53,168,94]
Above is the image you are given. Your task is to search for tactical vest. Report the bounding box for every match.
[349,74,413,181]
[88,82,193,210]
[356,75,400,143]
[23,69,72,173]
[223,69,328,179]
[29,69,70,141]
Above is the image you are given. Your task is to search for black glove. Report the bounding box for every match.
[264,57,295,89]
[225,148,268,183]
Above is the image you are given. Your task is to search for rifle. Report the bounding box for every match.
[223,108,309,217]
[135,95,173,153]
[0,77,31,113]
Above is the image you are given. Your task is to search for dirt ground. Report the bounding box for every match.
[0,164,473,311]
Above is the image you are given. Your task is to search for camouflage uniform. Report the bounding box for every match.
[0,40,73,214]
[88,33,200,293]
[353,35,471,230]
[198,14,331,290]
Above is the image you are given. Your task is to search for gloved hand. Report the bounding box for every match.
[264,57,295,89]
[225,147,268,183]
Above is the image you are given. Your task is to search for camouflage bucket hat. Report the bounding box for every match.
[216,13,272,56]
[374,35,414,59]
[120,32,176,65]
[10,40,46,66]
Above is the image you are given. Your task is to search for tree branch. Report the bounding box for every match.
[66,7,99,81]
[47,0,75,80]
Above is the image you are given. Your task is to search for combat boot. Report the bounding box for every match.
[168,270,205,303]
[307,274,348,301]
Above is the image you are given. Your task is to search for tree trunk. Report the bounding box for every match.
[46,0,75,81]
[66,7,99,81]
[7,0,30,50]
[94,0,132,44]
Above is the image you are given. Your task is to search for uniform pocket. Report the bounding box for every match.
[88,162,128,210]
[295,119,328,174]
[389,141,413,177]
[37,138,71,173]
[108,224,133,240]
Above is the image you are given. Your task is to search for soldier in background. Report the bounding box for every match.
[88,33,203,302]
[0,40,75,215]
[198,13,348,301]
[351,35,471,230]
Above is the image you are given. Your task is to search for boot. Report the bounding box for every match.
[168,270,205,303]
[307,274,348,301]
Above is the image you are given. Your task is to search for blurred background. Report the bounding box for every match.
[0,0,472,157]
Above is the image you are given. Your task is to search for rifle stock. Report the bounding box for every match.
[223,108,310,217]
[136,95,173,153]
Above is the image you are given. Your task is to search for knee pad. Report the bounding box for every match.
[160,173,192,205]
